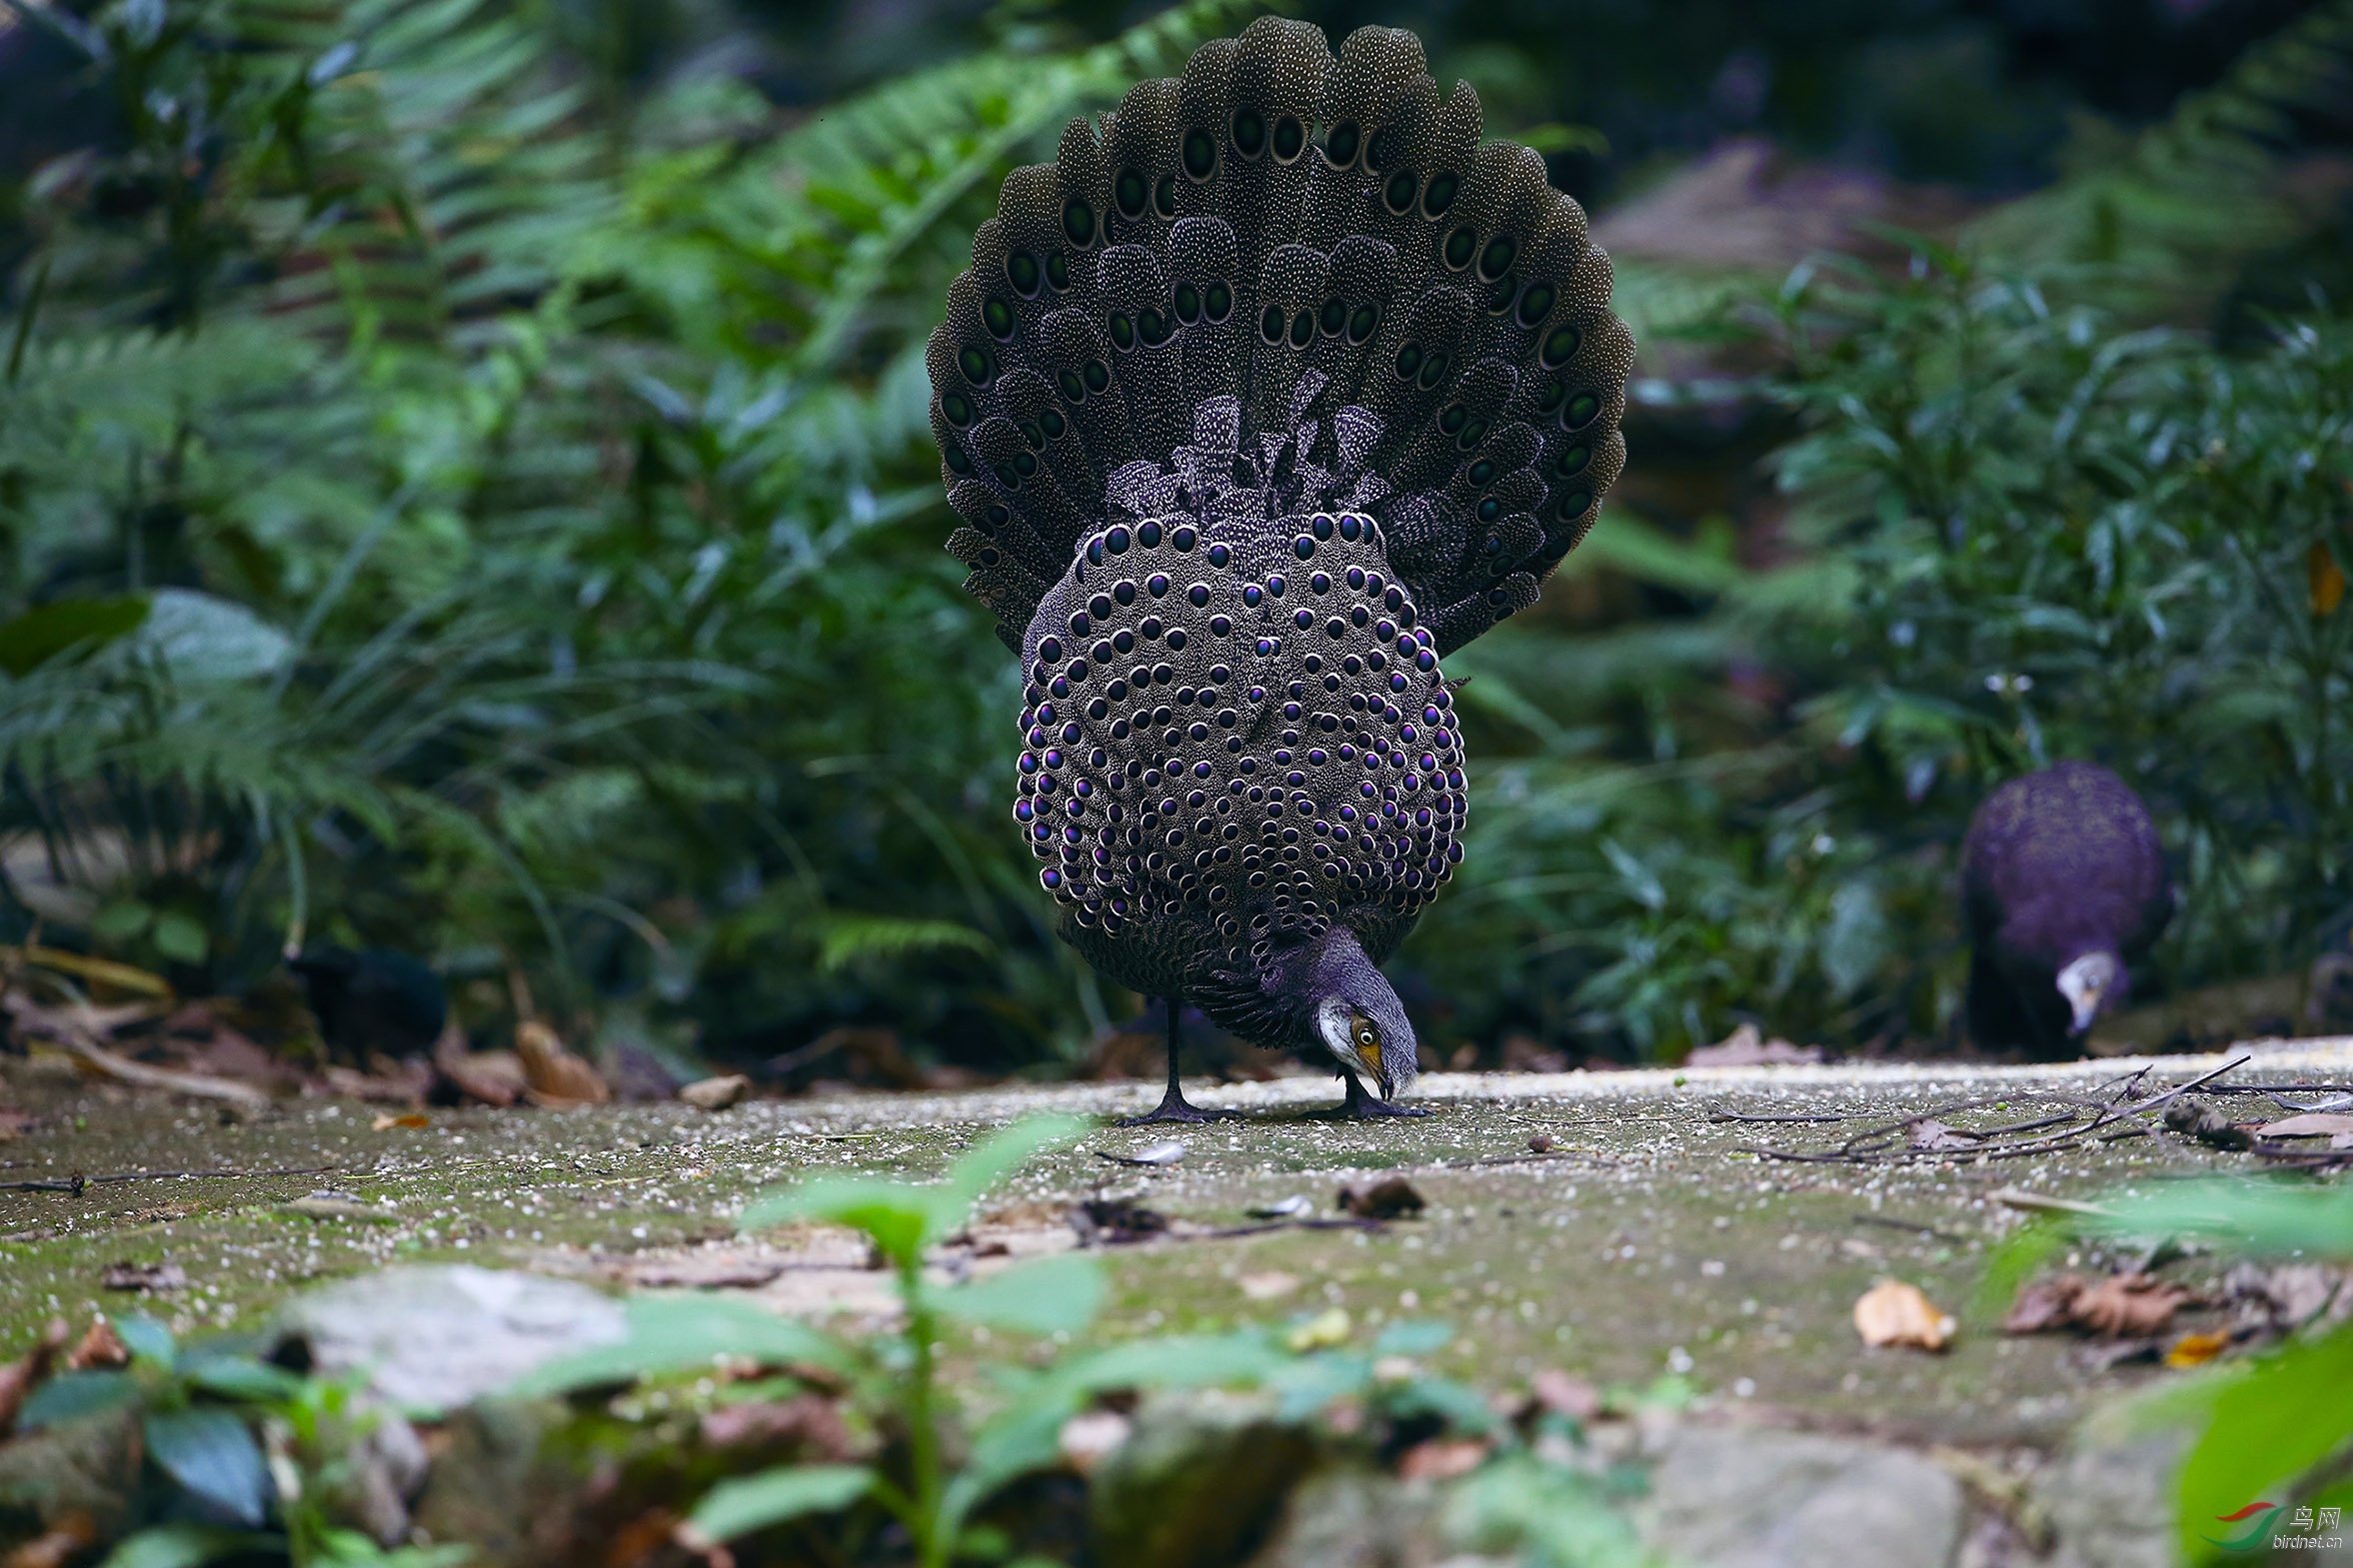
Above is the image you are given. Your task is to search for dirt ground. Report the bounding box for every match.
[3,1040,2347,1452]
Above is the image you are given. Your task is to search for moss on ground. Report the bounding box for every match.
[2,1048,2340,1450]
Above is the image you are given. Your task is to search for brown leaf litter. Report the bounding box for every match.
[2002,1272,2190,1338]
[1336,1177,1426,1220]
[1853,1280,1955,1351]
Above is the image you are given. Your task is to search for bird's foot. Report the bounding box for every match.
[1117,1090,1239,1126]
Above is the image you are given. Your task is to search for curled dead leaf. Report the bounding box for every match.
[2164,1331,2230,1368]
[2004,1270,2188,1338]
[1397,1437,1489,1481]
[516,1019,610,1105]
[1337,1176,1425,1219]
[1906,1118,1980,1151]
[371,1112,430,1130]
[66,1317,126,1371]
[679,1073,752,1111]
[0,1318,69,1433]
[2072,1273,2188,1338]
[2257,1111,2353,1139]
[1853,1279,1954,1351]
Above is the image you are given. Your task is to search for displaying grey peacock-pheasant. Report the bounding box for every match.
[928,18,1631,1120]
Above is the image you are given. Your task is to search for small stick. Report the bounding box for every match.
[1851,1212,1974,1245]
[1706,1109,1854,1124]
[1988,1187,2116,1219]
[0,1162,335,1195]
[64,1038,274,1108]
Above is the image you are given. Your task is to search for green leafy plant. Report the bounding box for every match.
[514,1114,1655,1566]
[18,1312,464,1568]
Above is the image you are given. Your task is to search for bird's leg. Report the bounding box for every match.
[1339,1072,1431,1118]
[1117,1000,1236,1125]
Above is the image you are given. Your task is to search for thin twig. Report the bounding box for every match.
[0,1162,335,1194]
[1851,1212,1974,1245]
[1706,1109,1854,1124]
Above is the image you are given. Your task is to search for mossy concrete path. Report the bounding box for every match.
[4,1041,2347,1452]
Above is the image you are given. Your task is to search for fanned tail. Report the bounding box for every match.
[932,17,1631,656]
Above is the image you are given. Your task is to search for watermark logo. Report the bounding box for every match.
[2205,1502,2344,1553]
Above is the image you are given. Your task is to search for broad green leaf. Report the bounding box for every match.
[151,910,210,964]
[2093,1182,2353,1258]
[935,1254,1105,1336]
[739,1175,937,1269]
[92,900,156,942]
[687,1463,873,1542]
[506,1293,850,1396]
[941,1116,1088,1218]
[97,1524,284,1568]
[2177,1322,2353,1564]
[0,595,149,677]
[183,1352,306,1403]
[122,589,293,684]
[17,1368,141,1429]
[1371,1320,1453,1358]
[144,1407,272,1526]
[115,1311,177,1368]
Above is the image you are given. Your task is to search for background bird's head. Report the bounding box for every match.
[2056,950,2124,1035]
[1308,929,1418,1098]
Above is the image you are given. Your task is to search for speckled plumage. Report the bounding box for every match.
[1961,763,2174,1058]
[926,19,1631,1111]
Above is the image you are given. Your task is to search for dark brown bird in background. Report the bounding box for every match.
[1961,762,2174,1058]
[925,18,1632,1120]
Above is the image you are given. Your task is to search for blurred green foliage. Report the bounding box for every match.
[1,0,2349,1068]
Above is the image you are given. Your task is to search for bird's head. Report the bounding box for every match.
[1307,931,1418,1099]
[2056,950,2124,1035]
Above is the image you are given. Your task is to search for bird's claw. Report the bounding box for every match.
[1117,1094,1239,1126]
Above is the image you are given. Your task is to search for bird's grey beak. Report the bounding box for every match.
[2067,990,2101,1035]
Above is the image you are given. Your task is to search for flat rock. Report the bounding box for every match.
[2038,1425,2190,1568]
[1641,1423,1965,1568]
[278,1264,626,1413]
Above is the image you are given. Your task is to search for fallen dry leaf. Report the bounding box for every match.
[1906,1118,1980,1151]
[1530,1368,1602,1422]
[700,1393,858,1461]
[2164,1331,2230,1368]
[679,1073,752,1111]
[2162,1098,2254,1151]
[2072,1273,2189,1337]
[2257,1111,2353,1138]
[100,1261,188,1293]
[2002,1274,2090,1335]
[433,1028,524,1107]
[1057,1409,1133,1474]
[2003,1270,2188,1338]
[0,1108,39,1140]
[1237,1271,1299,1301]
[1337,1176,1426,1219]
[1853,1279,1954,1351]
[1287,1307,1352,1351]
[1069,1196,1169,1246]
[0,1319,69,1433]
[1397,1437,1489,1482]
[4,1512,100,1568]
[282,1192,394,1224]
[516,1019,611,1105]
[1685,1022,1823,1066]
[371,1112,430,1130]
[66,1318,126,1371]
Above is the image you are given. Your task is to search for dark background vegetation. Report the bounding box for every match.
[2,0,2349,1078]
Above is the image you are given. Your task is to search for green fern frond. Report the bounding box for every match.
[1967,0,2353,304]
[817,915,995,975]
